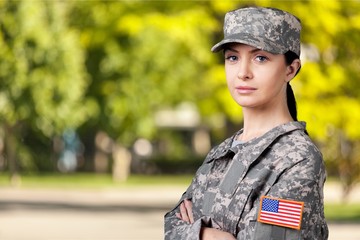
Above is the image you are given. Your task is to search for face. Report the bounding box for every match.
[224,43,296,111]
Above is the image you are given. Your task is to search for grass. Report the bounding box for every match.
[0,173,193,189]
[325,203,360,222]
[0,173,359,222]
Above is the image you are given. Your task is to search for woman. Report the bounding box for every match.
[164,6,328,240]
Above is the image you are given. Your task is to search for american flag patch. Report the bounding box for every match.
[257,196,304,230]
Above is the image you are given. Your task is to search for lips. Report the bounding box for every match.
[235,86,257,94]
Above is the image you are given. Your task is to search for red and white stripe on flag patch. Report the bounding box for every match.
[257,196,304,230]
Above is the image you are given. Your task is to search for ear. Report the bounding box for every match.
[285,59,301,82]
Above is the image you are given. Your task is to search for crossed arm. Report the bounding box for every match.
[176,199,236,240]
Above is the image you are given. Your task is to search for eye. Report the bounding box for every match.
[255,55,268,63]
[225,55,238,62]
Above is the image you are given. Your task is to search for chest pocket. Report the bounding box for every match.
[246,166,278,195]
[219,157,288,236]
[219,159,246,194]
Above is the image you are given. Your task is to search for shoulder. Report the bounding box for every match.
[272,129,325,182]
[278,128,322,158]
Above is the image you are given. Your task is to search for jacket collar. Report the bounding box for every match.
[206,121,306,163]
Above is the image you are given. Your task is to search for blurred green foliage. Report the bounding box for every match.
[0,1,93,134]
[0,0,360,197]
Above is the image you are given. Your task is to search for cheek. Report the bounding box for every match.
[225,75,236,92]
[260,66,287,84]
[225,66,237,83]
[275,65,288,80]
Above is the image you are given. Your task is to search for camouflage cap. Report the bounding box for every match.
[211,7,301,56]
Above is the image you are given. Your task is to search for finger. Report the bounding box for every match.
[179,202,190,223]
[184,199,194,223]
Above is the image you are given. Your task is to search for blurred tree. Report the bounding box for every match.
[69,0,360,191]
[66,1,222,179]
[0,0,359,196]
[68,1,218,144]
[0,1,92,182]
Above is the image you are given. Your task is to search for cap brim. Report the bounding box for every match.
[211,34,286,54]
[211,39,245,52]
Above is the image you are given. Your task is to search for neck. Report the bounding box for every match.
[239,106,293,142]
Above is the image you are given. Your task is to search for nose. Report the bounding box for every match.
[237,61,253,80]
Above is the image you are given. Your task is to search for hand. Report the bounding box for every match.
[200,227,236,240]
[175,199,194,223]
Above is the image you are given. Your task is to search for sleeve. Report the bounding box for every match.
[164,202,203,240]
[251,158,329,240]
[164,159,214,240]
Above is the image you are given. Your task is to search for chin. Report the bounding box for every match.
[235,100,255,108]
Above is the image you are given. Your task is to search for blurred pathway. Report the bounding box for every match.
[0,182,358,240]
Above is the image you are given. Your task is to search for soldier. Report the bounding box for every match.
[164,6,328,240]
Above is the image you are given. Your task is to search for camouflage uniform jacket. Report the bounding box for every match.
[164,121,328,240]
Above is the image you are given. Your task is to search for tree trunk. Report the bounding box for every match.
[112,144,131,182]
[5,124,21,186]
